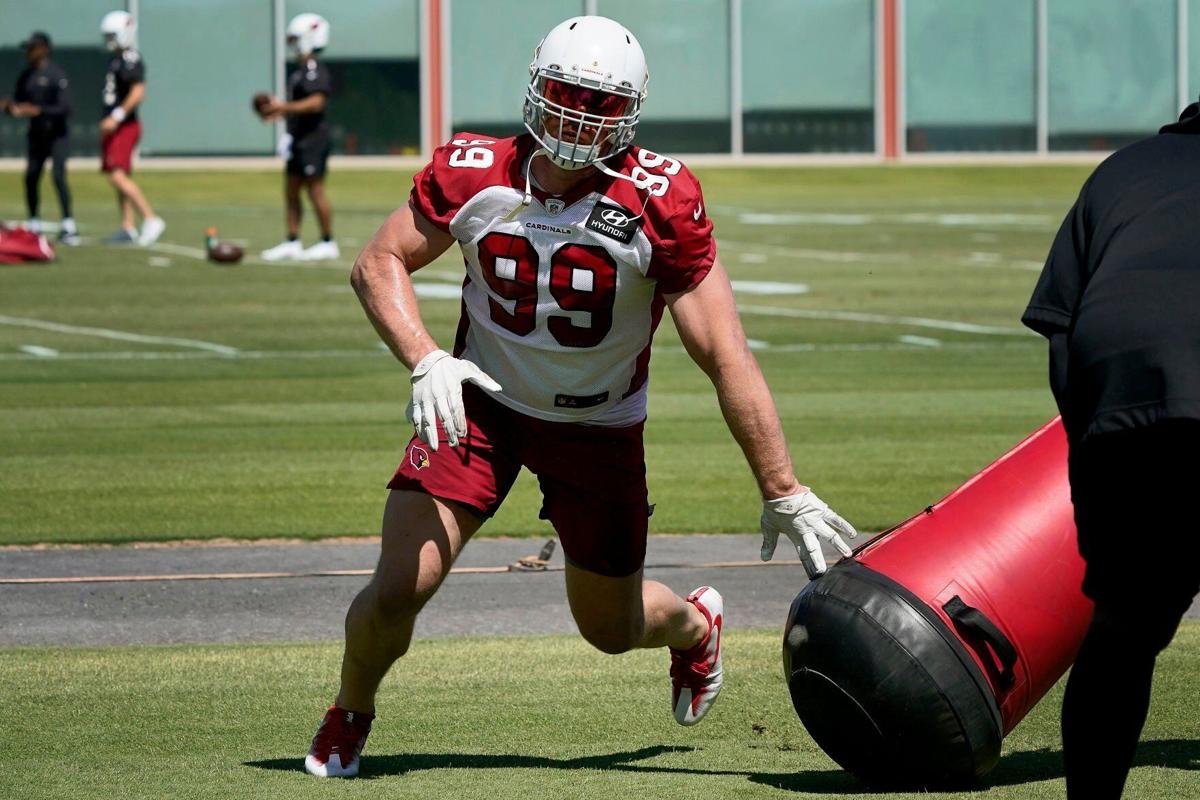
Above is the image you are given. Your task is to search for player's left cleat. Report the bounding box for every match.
[304,705,374,778]
[670,586,724,726]
[300,240,340,261]
[138,216,166,246]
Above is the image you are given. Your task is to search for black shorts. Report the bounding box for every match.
[1069,420,1200,622]
[286,136,330,179]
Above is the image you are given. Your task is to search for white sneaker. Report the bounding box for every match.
[670,586,724,726]
[138,217,166,246]
[261,239,305,261]
[300,240,340,261]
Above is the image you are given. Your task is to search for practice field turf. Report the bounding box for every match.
[1,625,1196,800]
[0,165,1093,544]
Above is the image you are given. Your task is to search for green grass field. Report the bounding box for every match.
[0,164,1090,544]
[1,626,1197,800]
[2,164,1198,800]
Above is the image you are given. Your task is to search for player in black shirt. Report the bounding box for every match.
[258,13,337,262]
[1,32,77,245]
[98,10,164,246]
[1023,104,1200,799]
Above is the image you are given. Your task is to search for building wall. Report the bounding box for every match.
[0,0,1192,160]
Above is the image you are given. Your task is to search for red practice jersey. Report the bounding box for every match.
[410,133,716,425]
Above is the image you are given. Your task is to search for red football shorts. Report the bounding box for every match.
[101,120,141,173]
[388,385,650,577]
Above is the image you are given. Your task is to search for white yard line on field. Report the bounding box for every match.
[737,211,1054,228]
[0,339,1040,363]
[717,238,908,263]
[18,344,59,357]
[0,347,376,362]
[0,315,240,355]
[736,304,1035,336]
[897,335,942,348]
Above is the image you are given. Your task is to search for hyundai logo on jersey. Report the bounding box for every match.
[586,202,641,244]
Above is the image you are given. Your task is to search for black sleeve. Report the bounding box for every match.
[1021,180,1093,338]
[38,71,71,117]
[121,57,146,85]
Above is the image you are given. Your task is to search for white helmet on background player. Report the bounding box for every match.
[100,10,136,51]
[523,16,648,171]
[287,13,330,57]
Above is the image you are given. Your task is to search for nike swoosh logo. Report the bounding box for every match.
[693,204,702,221]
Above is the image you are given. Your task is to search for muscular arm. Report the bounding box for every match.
[667,259,803,500]
[350,202,456,369]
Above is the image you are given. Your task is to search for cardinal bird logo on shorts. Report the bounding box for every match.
[410,445,430,471]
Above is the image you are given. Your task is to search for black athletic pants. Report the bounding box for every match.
[26,132,72,220]
[1063,420,1200,800]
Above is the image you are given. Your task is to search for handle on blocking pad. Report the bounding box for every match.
[943,595,1018,689]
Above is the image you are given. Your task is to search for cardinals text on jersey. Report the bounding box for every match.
[410,133,716,425]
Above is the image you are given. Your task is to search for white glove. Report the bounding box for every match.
[276,132,293,160]
[760,490,858,579]
[405,349,501,451]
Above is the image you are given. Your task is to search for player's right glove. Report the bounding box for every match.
[760,490,858,579]
[406,349,502,451]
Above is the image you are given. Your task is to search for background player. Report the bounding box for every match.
[259,13,337,262]
[303,15,858,778]
[98,10,164,247]
[1,32,78,245]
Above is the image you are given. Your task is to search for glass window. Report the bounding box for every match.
[597,0,731,153]
[743,0,874,154]
[450,0,586,140]
[1048,0,1177,151]
[286,0,421,155]
[0,0,113,157]
[905,0,1036,152]
[139,0,275,154]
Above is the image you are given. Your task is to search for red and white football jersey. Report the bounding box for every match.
[410,133,715,425]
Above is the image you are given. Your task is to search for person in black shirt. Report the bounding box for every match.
[1023,103,1200,799]
[98,10,164,246]
[1,32,77,245]
[258,13,337,262]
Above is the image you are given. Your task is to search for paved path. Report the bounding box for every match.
[1,534,1195,647]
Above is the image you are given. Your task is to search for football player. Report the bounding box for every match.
[2,31,78,245]
[98,10,165,246]
[258,13,337,262]
[305,16,858,778]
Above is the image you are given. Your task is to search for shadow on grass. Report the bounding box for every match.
[246,738,1198,794]
[248,744,863,792]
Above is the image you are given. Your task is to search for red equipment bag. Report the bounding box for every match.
[0,226,54,263]
[782,418,1093,788]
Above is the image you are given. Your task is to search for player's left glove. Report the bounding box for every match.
[760,490,858,579]
[406,349,502,451]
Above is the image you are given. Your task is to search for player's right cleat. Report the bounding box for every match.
[261,239,304,261]
[300,240,340,261]
[670,586,724,726]
[138,216,166,246]
[305,706,374,778]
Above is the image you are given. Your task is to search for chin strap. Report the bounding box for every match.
[595,159,653,222]
[501,149,548,221]
[503,148,652,223]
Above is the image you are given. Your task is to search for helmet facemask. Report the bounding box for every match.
[524,70,642,171]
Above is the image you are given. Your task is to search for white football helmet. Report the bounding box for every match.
[100,10,136,51]
[523,16,648,171]
[287,13,330,57]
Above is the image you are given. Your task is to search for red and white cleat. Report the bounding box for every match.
[305,706,374,777]
[670,586,724,726]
